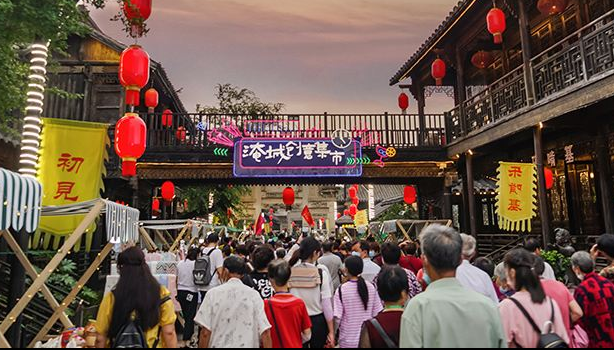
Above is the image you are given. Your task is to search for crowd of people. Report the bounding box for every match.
[93,227,614,348]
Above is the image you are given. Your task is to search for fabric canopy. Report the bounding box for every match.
[0,168,42,234]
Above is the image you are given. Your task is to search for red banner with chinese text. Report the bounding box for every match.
[35,118,108,251]
[496,162,537,232]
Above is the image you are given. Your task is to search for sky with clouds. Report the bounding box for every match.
[90,0,458,114]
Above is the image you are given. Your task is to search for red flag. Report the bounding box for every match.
[302,206,316,227]
[255,213,265,236]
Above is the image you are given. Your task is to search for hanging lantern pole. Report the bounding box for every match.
[19,42,50,179]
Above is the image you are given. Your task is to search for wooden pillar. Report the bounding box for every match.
[517,0,536,104]
[466,152,478,236]
[534,126,552,246]
[131,177,139,210]
[416,82,427,146]
[455,46,468,135]
[596,130,614,234]
[6,229,27,347]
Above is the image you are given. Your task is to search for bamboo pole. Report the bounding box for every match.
[169,225,189,252]
[28,243,114,348]
[139,227,157,251]
[0,230,73,329]
[0,200,104,334]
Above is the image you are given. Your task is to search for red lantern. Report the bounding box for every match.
[152,198,160,213]
[162,109,173,128]
[344,209,350,217]
[349,205,358,217]
[337,213,342,219]
[123,0,152,37]
[269,208,275,215]
[404,186,417,205]
[161,181,175,203]
[471,51,495,70]
[487,7,507,44]
[398,92,410,113]
[352,197,360,206]
[115,113,147,177]
[348,187,358,199]
[270,222,274,228]
[537,0,569,16]
[227,208,233,217]
[184,199,189,211]
[431,58,446,86]
[283,187,295,207]
[145,88,159,113]
[119,45,150,106]
[545,168,555,190]
[176,126,187,142]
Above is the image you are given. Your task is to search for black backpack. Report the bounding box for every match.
[194,248,217,286]
[112,296,171,348]
[509,298,569,349]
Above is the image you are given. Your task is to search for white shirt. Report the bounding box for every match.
[290,262,334,316]
[177,259,198,293]
[200,247,224,292]
[362,258,381,284]
[456,260,499,304]
[195,278,271,348]
[542,261,557,281]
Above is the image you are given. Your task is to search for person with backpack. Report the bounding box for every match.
[95,247,177,348]
[176,247,201,347]
[264,260,312,348]
[195,256,272,348]
[498,249,569,348]
[288,237,335,348]
[196,233,225,300]
[334,256,383,348]
[359,266,409,348]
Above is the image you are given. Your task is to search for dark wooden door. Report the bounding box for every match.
[566,162,604,235]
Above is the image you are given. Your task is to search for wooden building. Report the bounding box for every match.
[391,0,614,248]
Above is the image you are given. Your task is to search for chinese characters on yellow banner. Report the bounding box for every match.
[496,162,537,232]
[35,118,109,251]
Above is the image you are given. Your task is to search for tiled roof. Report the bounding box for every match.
[389,0,474,86]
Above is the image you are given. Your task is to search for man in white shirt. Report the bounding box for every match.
[456,234,499,304]
[352,241,381,284]
[195,256,272,348]
[523,237,557,280]
[199,233,225,300]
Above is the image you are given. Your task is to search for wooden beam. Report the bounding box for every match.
[28,243,114,348]
[139,227,157,251]
[466,152,478,236]
[0,230,73,329]
[0,332,10,348]
[534,126,552,246]
[0,200,104,334]
[169,225,189,252]
[517,0,536,104]
[154,230,170,248]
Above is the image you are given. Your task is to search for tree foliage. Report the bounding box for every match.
[180,185,250,226]
[197,84,285,116]
[375,203,419,222]
[0,0,108,129]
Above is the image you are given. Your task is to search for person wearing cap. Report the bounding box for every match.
[591,234,614,283]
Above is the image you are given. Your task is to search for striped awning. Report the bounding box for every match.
[41,199,140,244]
[0,168,43,233]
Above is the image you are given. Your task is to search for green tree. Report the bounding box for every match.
[0,0,108,131]
[180,185,250,226]
[375,203,419,222]
[197,84,285,115]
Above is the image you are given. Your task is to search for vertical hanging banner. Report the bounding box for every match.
[36,118,109,251]
[496,162,537,232]
[354,210,369,227]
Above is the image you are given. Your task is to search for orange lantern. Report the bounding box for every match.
[115,113,147,177]
[119,45,150,106]
[487,7,507,44]
[537,0,569,16]
[431,58,446,86]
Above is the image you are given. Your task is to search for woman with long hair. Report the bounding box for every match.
[96,247,177,348]
[498,249,569,348]
[334,256,383,348]
[288,237,335,348]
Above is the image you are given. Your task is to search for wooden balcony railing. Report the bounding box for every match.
[446,9,614,143]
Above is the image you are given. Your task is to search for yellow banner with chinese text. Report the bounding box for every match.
[35,118,109,251]
[354,210,369,227]
[496,162,537,232]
